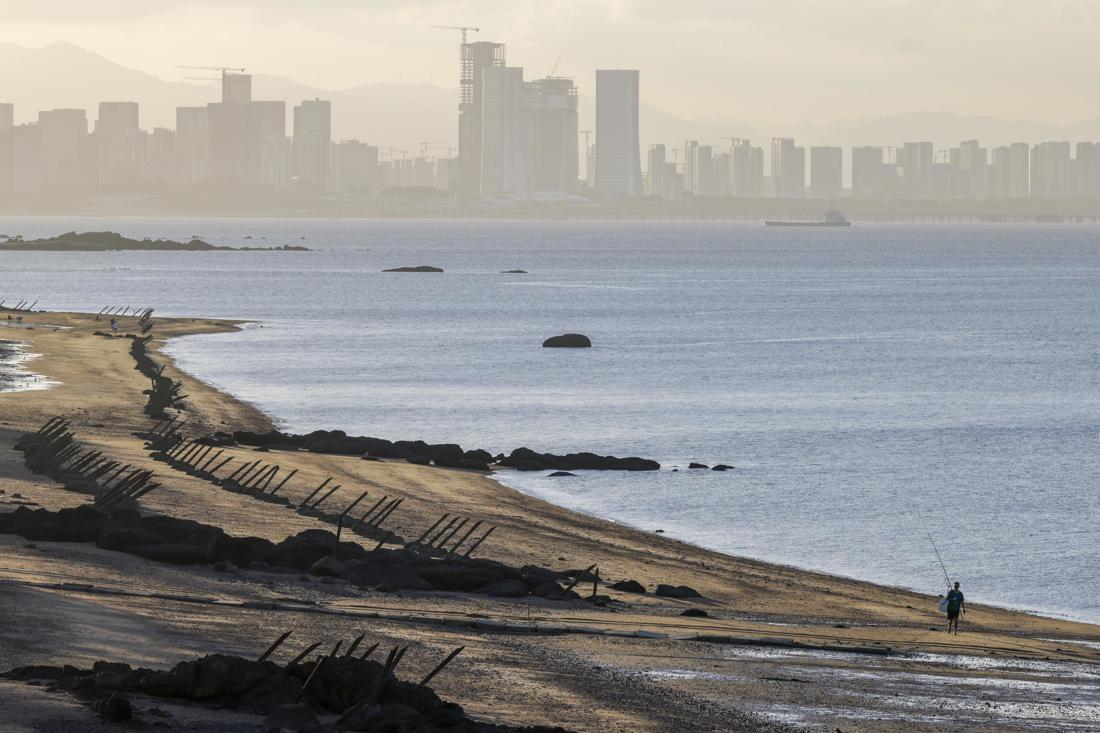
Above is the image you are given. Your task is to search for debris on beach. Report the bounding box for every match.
[3,642,570,732]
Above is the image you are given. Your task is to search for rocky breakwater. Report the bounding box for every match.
[231,429,661,473]
[498,447,659,472]
[0,505,609,602]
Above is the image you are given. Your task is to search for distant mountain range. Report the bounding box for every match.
[3,41,1100,153]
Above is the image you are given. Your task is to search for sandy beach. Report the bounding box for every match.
[1,307,1098,732]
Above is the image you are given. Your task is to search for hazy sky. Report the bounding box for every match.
[7,0,1100,124]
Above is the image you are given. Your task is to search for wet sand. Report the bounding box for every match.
[1,308,1098,732]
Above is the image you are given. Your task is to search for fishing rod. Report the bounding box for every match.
[924,523,952,589]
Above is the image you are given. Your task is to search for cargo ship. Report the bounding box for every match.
[764,210,851,227]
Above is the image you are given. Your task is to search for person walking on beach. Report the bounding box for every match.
[110,318,118,334]
[946,581,965,634]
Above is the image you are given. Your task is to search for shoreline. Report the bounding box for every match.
[2,307,1099,732]
[161,324,1096,628]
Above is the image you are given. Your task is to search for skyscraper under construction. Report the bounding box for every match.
[457,41,505,198]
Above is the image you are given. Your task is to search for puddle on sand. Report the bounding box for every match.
[638,646,1100,731]
[0,341,58,393]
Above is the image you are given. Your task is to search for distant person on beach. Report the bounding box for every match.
[946,581,965,634]
[110,318,118,334]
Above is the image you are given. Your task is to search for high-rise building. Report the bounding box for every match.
[333,140,378,195]
[479,66,527,197]
[175,106,209,183]
[645,144,668,198]
[222,72,252,104]
[899,142,933,198]
[523,77,578,193]
[0,104,14,192]
[1073,142,1100,196]
[95,102,141,183]
[458,41,506,197]
[809,146,842,199]
[989,143,1029,198]
[771,137,804,198]
[684,141,714,196]
[292,99,331,188]
[951,140,988,198]
[730,139,763,197]
[712,152,731,197]
[38,108,87,186]
[594,70,642,196]
[1030,141,1071,197]
[851,146,883,197]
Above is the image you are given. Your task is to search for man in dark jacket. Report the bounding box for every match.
[946,581,965,634]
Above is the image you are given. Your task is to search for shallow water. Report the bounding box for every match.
[1,216,1098,622]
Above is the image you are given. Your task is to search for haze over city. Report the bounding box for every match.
[6,0,1100,128]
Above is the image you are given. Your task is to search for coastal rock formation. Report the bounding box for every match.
[688,462,709,469]
[382,265,444,273]
[0,231,310,252]
[500,269,528,274]
[499,447,659,472]
[542,333,591,348]
[230,429,661,473]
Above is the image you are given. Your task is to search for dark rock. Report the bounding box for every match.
[416,567,506,592]
[542,333,591,348]
[264,703,319,731]
[655,584,703,599]
[478,579,529,598]
[680,608,710,618]
[348,566,432,591]
[529,581,571,599]
[500,269,527,274]
[127,542,212,565]
[92,692,132,721]
[499,447,659,472]
[610,579,646,594]
[406,455,432,466]
[688,462,709,469]
[95,528,167,552]
[309,556,346,578]
[547,471,575,477]
[588,594,612,606]
[383,265,443,273]
[712,464,734,471]
[462,449,494,463]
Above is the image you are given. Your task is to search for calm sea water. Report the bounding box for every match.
[2,216,1098,622]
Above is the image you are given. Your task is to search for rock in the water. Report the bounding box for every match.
[547,471,575,477]
[688,462,709,469]
[383,265,443,273]
[542,333,591,348]
[712,464,734,471]
[610,579,646,594]
[655,584,703,599]
[500,269,528,274]
[680,608,710,617]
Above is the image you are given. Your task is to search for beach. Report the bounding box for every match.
[1,307,1098,731]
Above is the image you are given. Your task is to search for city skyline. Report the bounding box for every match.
[5,1,1100,127]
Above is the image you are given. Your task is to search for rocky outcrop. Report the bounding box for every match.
[655,584,703,599]
[499,447,659,472]
[229,430,660,473]
[383,265,444,273]
[542,333,591,348]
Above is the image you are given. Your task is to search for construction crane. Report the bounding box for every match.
[419,141,448,158]
[430,25,480,44]
[176,66,246,79]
